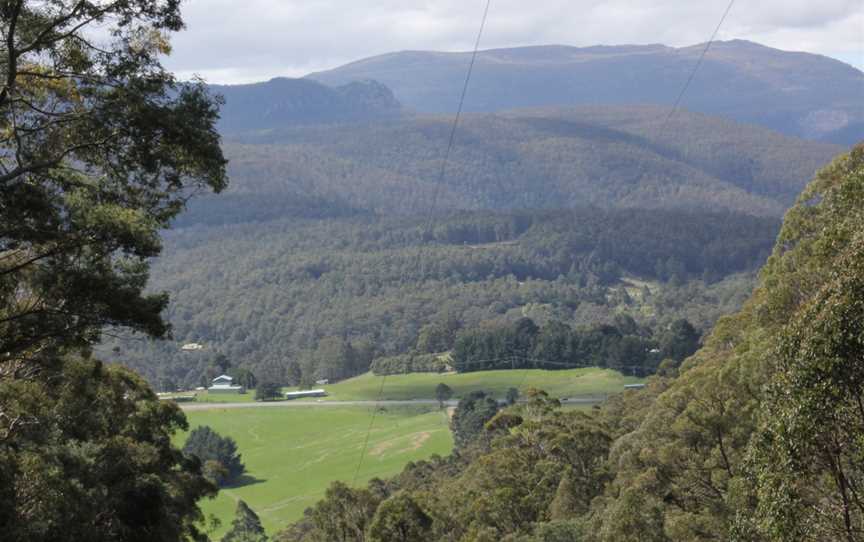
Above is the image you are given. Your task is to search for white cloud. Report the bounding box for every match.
[162,0,864,84]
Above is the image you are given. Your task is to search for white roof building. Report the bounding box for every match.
[209,374,244,392]
[284,389,327,400]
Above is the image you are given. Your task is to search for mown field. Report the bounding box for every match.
[310,367,643,401]
[190,367,644,403]
[181,405,452,539]
[178,368,644,536]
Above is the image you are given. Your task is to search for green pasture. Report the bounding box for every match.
[306,367,644,402]
[187,367,643,404]
[181,405,452,539]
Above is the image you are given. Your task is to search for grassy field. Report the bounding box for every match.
[179,367,643,537]
[302,367,644,402]
[181,405,452,539]
[183,367,644,404]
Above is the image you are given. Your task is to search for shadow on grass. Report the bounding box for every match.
[225,474,267,489]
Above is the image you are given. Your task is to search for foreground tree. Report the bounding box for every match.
[753,231,864,541]
[222,500,268,542]
[0,2,226,539]
[366,493,432,542]
[450,390,499,450]
[0,0,227,368]
[0,357,216,541]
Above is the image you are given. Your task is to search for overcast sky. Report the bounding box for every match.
[163,0,864,84]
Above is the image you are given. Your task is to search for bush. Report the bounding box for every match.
[183,426,245,486]
[255,380,282,401]
[370,353,449,375]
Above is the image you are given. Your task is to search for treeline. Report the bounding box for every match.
[452,316,700,376]
[104,207,771,390]
[370,353,449,376]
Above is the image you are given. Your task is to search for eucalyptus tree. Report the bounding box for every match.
[0,1,226,540]
[0,0,226,371]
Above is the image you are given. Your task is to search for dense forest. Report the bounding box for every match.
[215,106,839,218]
[106,96,843,391]
[274,144,864,542]
[103,207,775,390]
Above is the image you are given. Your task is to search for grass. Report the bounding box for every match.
[181,405,452,539]
[181,367,644,404]
[178,367,643,537]
[300,367,644,402]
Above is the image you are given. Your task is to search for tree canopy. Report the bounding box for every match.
[0,0,226,370]
[0,2,226,539]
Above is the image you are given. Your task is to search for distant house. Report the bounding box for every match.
[284,389,327,400]
[181,342,204,351]
[209,374,244,394]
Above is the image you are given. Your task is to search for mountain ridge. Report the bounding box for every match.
[206,105,841,223]
[306,40,864,143]
[210,77,402,133]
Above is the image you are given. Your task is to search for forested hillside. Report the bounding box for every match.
[274,146,864,541]
[107,103,844,390]
[202,106,839,220]
[106,207,776,390]
[309,40,864,144]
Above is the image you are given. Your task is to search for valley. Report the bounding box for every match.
[2,3,861,539]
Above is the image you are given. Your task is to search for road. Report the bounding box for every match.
[179,397,604,411]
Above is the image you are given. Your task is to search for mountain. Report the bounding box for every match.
[202,105,840,223]
[308,40,864,144]
[209,77,401,133]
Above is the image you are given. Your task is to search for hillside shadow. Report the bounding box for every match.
[226,475,267,489]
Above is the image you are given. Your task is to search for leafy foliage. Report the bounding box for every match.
[222,500,268,542]
[255,379,282,401]
[0,357,215,542]
[451,316,700,376]
[0,0,226,368]
[183,426,246,486]
[435,383,453,409]
[450,391,500,450]
[219,106,839,217]
[366,493,433,542]
[0,1,225,540]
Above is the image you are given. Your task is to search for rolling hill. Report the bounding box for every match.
[308,40,864,144]
[199,105,841,222]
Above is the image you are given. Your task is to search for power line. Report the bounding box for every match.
[351,0,493,486]
[657,0,736,137]
[350,0,734,484]
[351,373,387,485]
[427,0,492,220]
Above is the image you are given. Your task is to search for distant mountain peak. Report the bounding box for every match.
[210,77,401,134]
[306,40,863,144]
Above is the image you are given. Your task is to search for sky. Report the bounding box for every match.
[162,0,864,85]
